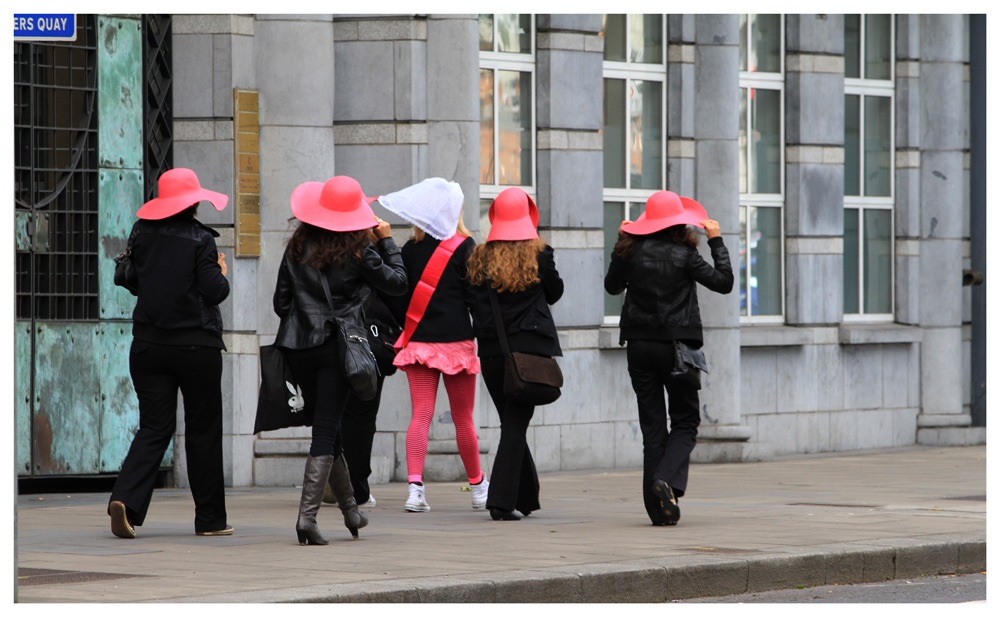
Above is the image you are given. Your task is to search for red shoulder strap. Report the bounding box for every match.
[394,234,467,350]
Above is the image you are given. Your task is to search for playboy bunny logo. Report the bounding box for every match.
[286,381,304,412]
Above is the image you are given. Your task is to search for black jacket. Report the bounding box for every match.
[272,237,408,350]
[604,233,733,348]
[130,216,229,348]
[388,235,476,343]
[470,245,564,358]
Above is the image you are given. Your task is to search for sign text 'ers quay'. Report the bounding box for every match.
[14,14,76,41]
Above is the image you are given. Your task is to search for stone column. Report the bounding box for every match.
[689,15,758,462]
[172,14,259,488]
[784,15,845,326]
[667,15,696,197]
[914,15,980,445]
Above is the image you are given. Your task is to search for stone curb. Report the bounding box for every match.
[168,536,986,603]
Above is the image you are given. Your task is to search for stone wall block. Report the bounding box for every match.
[896,77,921,149]
[892,408,919,446]
[668,61,695,139]
[258,125,336,232]
[333,41,395,122]
[918,239,962,325]
[668,14,696,43]
[694,45,739,139]
[829,410,859,451]
[755,413,799,456]
[856,409,895,449]
[785,163,844,236]
[547,247,604,328]
[232,33,255,89]
[540,150,604,228]
[212,34,234,117]
[786,254,843,326]
[394,41,428,121]
[776,346,819,413]
[920,151,964,238]
[920,326,963,417]
[537,14,603,33]
[537,50,603,130]
[667,157,695,200]
[796,410,831,453]
[174,140,235,226]
[256,19,335,126]
[740,347,777,415]
[814,344,845,411]
[230,257,258,332]
[694,140,739,227]
[894,167,921,237]
[560,422,615,471]
[785,14,844,54]
[920,14,967,63]
[695,14,739,46]
[696,233,740,328]
[427,121,481,215]
[532,424,561,473]
[699,327,741,427]
[896,15,921,61]
[334,144,427,198]
[894,255,920,325]
[843,345,884,410]
[882,344,912,410]
[173,34,214,118]
[786,72,844,146]
[427,16,478,121]
[920,63,966,151]
[256,232,291,337]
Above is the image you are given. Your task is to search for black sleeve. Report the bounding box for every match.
[686,236,734,294]
[195,233,230,306]
[538,245,564,305]
[459,236,477,317]
[360,237,409,296]
[604,250,628,296]
[272,251,294,318]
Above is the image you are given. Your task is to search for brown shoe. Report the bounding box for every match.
[109,501,135,539]
[196,525,234,536]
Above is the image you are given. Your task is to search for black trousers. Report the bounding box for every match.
[109,340,227,533]
[334,375,385,504]
[481,355,541,514]
[283,338,351,458]
[626,340,701,524]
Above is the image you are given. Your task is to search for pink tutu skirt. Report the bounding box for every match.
[393,340,481,375]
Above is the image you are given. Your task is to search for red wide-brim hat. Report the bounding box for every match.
[486,187,539,242]
[620,191,707,236]
[290,176,379,232]
[136,168,229,220]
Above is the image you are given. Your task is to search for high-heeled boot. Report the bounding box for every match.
[328,454,368,539]
[295,455,335,545]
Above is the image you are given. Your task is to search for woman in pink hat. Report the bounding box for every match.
[108,168,234,539]
[604,191,733,526]
[467,187,564,521]
[272,175,407,544]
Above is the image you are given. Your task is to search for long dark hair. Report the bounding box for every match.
[612,224,699,259]
[286,221,374,269]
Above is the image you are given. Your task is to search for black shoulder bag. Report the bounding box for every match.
[113,226,140,295]
[487,285,563,406]
[320,272,379,401]
[669,340,708,390]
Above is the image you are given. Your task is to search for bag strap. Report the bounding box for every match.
[486,284,512,360]
[394,234,466,350]
[318,268,335,311]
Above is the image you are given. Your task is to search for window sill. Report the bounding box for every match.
[740,325,835,347]
[838,323,923,345]
[595,322,923,350]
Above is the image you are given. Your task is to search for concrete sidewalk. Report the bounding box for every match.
[16,445,986,603]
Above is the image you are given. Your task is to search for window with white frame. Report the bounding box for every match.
[479,14,535,240]
[843,14,894,319]
[738,14,784,320]
[601,14,666,322]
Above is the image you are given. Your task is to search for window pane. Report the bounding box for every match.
[739,88,748,193]
[603,79,626,188]
[497,14,530,54]
[751,14,781,73]
[497,70,532,186]
[479,14,494,51]
[845,15,861,78]
[864,95,892,197]
[479,69,494,184]
[630,14,662,64]
[863,209,892,313]
[751,88,781,194]
[739,206,748,315]
[844,94,860,196]
[630,79,662,190]
[750,206,782,315]
[739,14,748,72]
[865,14,892,80]
[628,201,644,222]
[604,201,626,317]
[844,208,860,314]
[480,198,493,241]
[603,14,626,62]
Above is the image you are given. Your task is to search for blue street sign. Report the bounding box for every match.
[14,14,76,41]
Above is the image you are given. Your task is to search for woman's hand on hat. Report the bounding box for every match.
[217,252,227,277]
[700,219,721,239]
[373,217,392,240]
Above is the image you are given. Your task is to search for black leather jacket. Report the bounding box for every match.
[130,216,229,345]
[272,237,408,350]
[604,233,733,348]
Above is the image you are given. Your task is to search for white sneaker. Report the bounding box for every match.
[359,495,376,508]
[470,474,489,510]
[404,483,430,512]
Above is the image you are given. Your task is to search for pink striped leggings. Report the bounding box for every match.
[404,364,483,484]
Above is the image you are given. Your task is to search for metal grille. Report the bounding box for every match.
[142,14,173,201]
[14,15,100,321]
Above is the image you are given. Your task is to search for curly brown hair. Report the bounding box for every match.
[286,221,374,270]
[467,238,547,292]
[612,224,698,259]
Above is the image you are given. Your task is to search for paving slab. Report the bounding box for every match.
[15,445,986,602]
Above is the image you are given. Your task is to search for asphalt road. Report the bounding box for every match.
[680,573,986,603]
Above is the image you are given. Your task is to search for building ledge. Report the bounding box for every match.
[838,323,923,345]
[740,325,833,347]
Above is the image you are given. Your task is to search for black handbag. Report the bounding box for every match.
[113,226,139,295]
[487,285,563,406]
[254,344,311,433]
[365,294,401,376]
[320,272,379,401]
[669,340,708,390]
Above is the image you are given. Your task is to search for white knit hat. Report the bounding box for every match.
[377,177,465,240]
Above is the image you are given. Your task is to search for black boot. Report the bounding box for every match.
[296,455,334,545]
[651,479,680,524]
[328,454,368,539]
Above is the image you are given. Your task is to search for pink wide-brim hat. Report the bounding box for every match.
[620,191,707,236]
[290,176,379,232]
[486,187,539,242]
[136,168,229,220]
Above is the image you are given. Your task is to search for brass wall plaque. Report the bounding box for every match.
[234,88,261,257]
